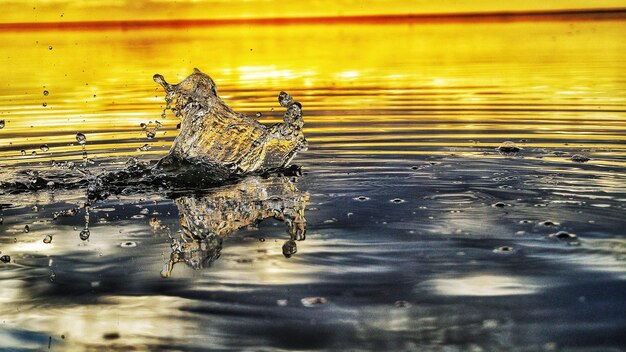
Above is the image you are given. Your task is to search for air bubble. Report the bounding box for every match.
[43,235,53,244]
[40,144,49,152]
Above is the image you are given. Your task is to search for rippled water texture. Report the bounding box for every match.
[1,19,626,351]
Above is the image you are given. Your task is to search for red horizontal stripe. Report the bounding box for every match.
[1,8,625,31]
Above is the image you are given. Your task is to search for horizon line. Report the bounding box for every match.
[1,8,625,31]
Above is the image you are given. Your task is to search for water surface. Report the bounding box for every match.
[0,19,625,351]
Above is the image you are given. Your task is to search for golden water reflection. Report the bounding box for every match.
[0,20,625,169]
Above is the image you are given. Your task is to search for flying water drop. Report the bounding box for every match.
[76,132,87,145]
[79,228,90,240]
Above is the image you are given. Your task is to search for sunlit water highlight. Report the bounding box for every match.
[0,19,625,351]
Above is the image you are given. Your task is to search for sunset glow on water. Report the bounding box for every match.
[0,2,625,351]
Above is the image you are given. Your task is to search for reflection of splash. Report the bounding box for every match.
[161,175,308,277]
[154,69,307,174]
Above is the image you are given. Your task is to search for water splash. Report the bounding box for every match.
[1,69,307,204]
[154,68,307,173]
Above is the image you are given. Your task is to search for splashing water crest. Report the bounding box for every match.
[154,68,307,173]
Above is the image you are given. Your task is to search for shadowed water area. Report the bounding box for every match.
[0,18,625,351]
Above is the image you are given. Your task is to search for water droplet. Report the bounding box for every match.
[137,144,151,152]
[149,218,161,229]
[40,144,49,152]
[0,255,10,263]
[494,246,514,253]
[394,300,411,308]
[0,120,4,129]
[140,123,147,129]
[483,319,499,329]
[571,154,590,163]
[24,225,30,233]
[48,45,53,50]
[497,141,521,153]
[43,235,52,244]
[20,149,26,156]
[278,91,293,107]
[103,332,120,340]
[76,132,86,145]
[42,102,47,107]
[49,271,56,282]
[492,202,509,208]
[259,237,266,242]
[255,112,262,118]
[354,196,370,201]
[549,231,578,241]
[120,241,137,248]
[540,220,559,226]
[43,90,49,96]
[390,198,405,203]
[79,228,90,240]
[301,296,327,307]
[146,131,156,139]
[282,240,297,258]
